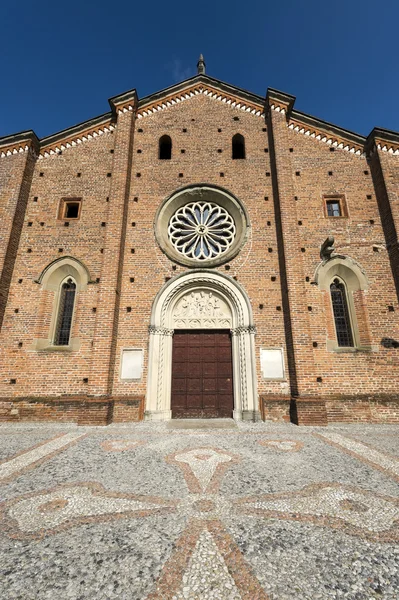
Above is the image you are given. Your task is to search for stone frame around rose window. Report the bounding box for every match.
[154,184,250,268]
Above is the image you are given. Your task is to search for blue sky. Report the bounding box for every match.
[2,0,398,139]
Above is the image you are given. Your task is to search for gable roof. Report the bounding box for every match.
[1,73,398,159]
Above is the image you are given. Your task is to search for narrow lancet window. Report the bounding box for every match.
[159,135,172,160]
[330,278,354,347]
[54,278,76,345]
[232,134,245,159]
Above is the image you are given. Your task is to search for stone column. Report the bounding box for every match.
[145,326,174,421]
[231,325,260,421]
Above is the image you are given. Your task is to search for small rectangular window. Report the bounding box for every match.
[59,198,82,220]
[324,195,346,218]
[326,200,341,217]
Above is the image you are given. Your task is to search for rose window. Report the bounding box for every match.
[168,202,236,260]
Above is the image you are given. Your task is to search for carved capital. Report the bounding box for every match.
[149,326,174,336]
[231,325,256,336]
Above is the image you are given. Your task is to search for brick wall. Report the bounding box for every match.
[0,81,398,426]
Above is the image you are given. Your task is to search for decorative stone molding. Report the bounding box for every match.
[137,85,264,120]
[376,143,399,156]
[287,121,365,157]
[231,325,256,336]
[0,145,33,159]
[172,291,232,329]
[314,255,369,292]
[145,271,258,422]
[36,256,92,291]
[148,326,174,336]
[314,255,371,352]
[117,105,135,115]
[270,104,286,114]
[38,124,116,159]
[155,185,250,269]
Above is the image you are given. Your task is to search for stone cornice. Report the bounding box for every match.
[366,127,399,156]
[265,88,296,114]
[288,112,366,157]
[108,88,138,114]
[0,130,40,158]
[266,88,367,157]
[137,76,265,119]
[1,78,398,162]
[38,115,116,159]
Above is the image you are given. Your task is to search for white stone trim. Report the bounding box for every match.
[0,145,36,159]
[377,143,399,156]
[287,122,366,157]
[137,88,264,120]
[270,104,286,114]
[38,124,116,159]
[145,271,259,422]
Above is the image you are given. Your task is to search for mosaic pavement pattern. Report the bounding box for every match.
[0,422,398,599]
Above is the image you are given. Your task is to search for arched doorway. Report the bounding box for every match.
[145,271,259,421]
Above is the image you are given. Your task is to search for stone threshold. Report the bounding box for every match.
[167,419,238,430]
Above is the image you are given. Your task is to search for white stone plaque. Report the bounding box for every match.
[121,349,143,380]
[260,348,284,379]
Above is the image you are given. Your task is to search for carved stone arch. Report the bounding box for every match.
[37,256,92,292]
[146,271,259,421]
[30,257,91,351]
[314,256,373,351]
[314,255,369,292]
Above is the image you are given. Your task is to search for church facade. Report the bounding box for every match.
[1,58,399,426]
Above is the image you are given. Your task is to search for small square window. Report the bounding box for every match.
[59,198,82,220]
[326,200,341,217]
[324,195,347,218]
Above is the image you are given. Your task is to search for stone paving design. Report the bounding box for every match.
[100,439,145,452]
[258,439,303,452]
[0,483,177,540]
[316,431,399,482]
[147,519,269,600]
[236,483,399,542]
[0,424,398,599]
[0,432,85,482]
[166,447,241,493]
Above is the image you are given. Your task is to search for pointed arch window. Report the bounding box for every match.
[159,135,172,160]
[54,278,76,346]
[330,278,354,347]
[232,134,245,159]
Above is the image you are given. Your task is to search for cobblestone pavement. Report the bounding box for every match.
[0,421,398,599]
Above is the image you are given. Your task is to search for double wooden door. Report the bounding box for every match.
[171,330,234,418]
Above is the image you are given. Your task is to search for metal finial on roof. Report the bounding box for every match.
[197,54,206,75]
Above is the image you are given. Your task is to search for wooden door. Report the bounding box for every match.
[171,330,234,418]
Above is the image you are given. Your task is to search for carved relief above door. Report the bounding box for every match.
[172,291,232,329]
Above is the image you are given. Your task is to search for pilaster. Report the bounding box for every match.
[0,133,39,330]
[367,129,399,301]
[89,94,137,395]
[266,89,317,400]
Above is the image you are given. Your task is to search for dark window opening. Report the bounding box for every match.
[65,202,80,219]
[330,279,354,347]
[59,198,82,220]
[54,279,76,346]
[232,134,245,159]
[326,200,342,217]
[159,135,172,159]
